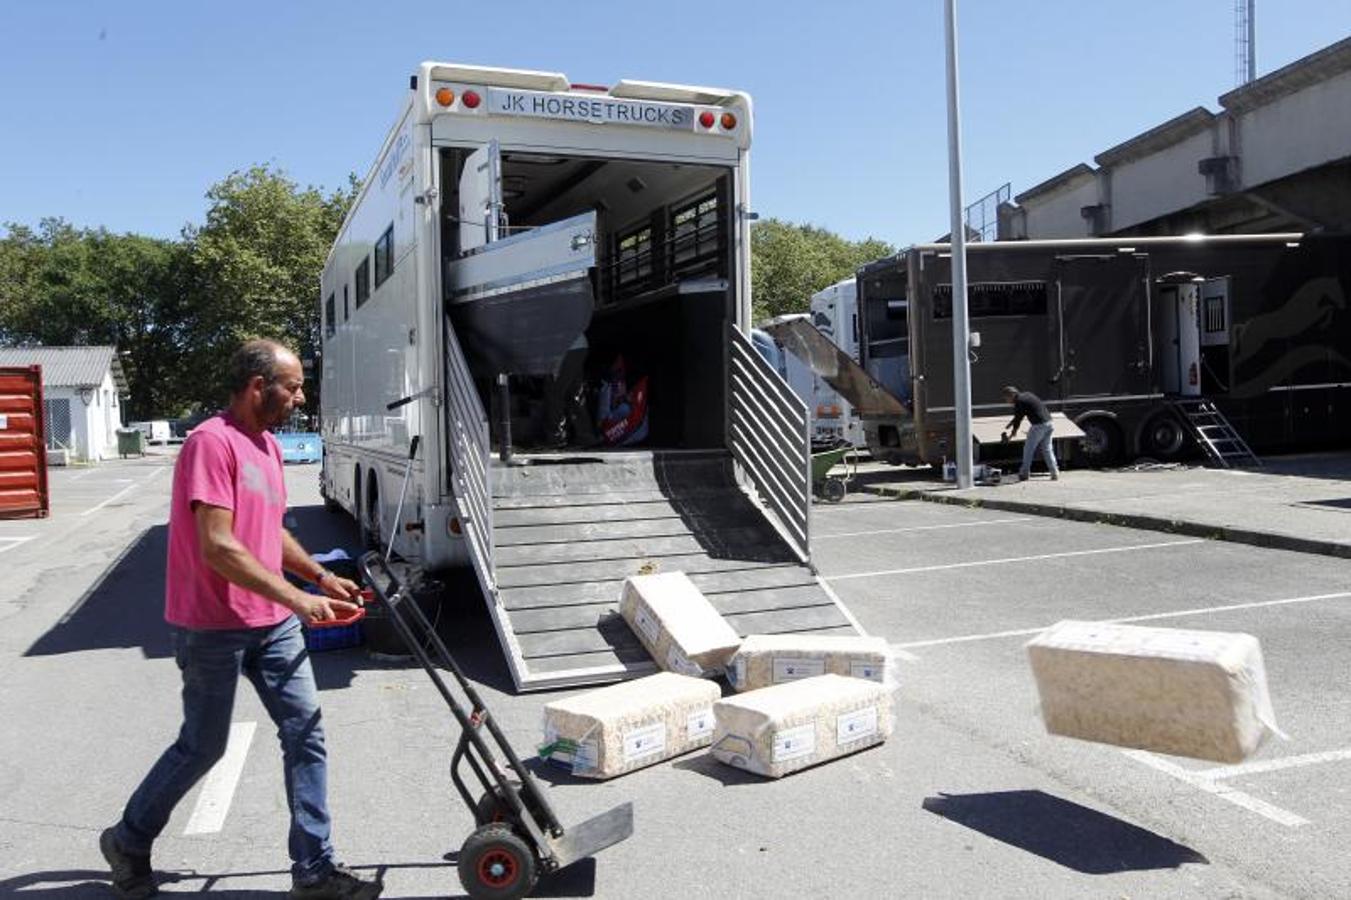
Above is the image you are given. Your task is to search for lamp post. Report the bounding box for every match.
[944,0,974,488]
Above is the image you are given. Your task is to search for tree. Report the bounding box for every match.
[185,165,357,409]
[0,219,191,420]
[750,219,893,323]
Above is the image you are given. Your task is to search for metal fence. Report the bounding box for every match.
[727,324,811,560]
[443,322,495,589]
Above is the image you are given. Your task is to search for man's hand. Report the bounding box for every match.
[317,573,362,602]
[290,589,361,626]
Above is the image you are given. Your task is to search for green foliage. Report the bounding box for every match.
[185,165,357,404]
[750,218,893,324]
[0,166,356,419]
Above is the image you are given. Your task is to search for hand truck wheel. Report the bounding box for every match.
[458,824,539,900]
[473,780,546,828]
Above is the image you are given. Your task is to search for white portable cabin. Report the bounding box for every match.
[318,62,862,690]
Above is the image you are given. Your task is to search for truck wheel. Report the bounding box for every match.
[1076,417,1123,468]
[458,825,538,900]
[361,474,382,551]
[1141,412,1187,460]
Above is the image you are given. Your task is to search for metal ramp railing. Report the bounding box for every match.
[1170,397,1261,468]
[443,319,495,588]
[727,324,812,561]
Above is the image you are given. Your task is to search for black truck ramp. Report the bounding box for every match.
[486,450,862,692]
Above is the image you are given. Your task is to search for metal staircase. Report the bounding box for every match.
[1170,398,1261,468]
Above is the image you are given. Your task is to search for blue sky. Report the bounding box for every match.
[1,1,1348,246]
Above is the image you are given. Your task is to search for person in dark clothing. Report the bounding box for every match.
[1002,385,1059,482]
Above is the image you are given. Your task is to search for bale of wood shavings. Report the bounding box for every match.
[1027,620,1283,763]
[729,634,893,692]
[710,674,893,778]
[619,572,742,677]
[540,672,722,779]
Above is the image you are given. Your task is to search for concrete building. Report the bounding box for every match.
[999,36,1351,240]
[0,346,127,463]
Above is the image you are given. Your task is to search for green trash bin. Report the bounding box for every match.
[116,428,146,458]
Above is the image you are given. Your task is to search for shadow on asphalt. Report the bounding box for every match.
[0,858,596,898]
[669,753,767,786]
[20,502,518,696]
[921,790,1208,874]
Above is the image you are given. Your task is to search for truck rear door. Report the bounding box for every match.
[1052,254,1151,400]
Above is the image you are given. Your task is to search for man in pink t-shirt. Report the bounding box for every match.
[102,340,382,900]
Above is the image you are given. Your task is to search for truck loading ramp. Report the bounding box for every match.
[486,450,863,691]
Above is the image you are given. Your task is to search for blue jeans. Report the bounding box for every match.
[1021,421,1059,478]
[116,616,335,885]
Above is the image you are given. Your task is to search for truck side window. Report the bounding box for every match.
[374,225,394,288]
[325,293,336,338]
[355,256,371,307]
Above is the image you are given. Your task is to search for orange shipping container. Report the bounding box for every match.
[0,366,50,518]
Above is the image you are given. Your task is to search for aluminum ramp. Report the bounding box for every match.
[763,316,910,418]
[488,450,862,692]
[1170,398,1262,468]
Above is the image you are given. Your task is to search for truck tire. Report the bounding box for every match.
[1141,411,1187,460]
[1076,416,1123,468]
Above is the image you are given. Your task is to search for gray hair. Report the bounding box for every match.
[227,339,288,394]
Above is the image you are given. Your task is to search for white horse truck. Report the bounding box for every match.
[318,62,862,691]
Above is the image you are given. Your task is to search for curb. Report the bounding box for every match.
[863,483,1351,560]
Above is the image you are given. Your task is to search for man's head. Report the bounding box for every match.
[1002,385,1019,403]
[228,339,305,431]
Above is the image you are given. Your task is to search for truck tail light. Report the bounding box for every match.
[462,90,482,109]
[720,112,737,130]
[1189,362,1198,386]
[698,111,715,129]
[435,88,455,107]
[448,516,462,536]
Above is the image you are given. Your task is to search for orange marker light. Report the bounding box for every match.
[435,87,455,107]
[720,112,737,130]
[462,90,482,109]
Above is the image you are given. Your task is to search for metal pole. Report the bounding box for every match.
[944,0,974,489]
[1247,0,1256,83]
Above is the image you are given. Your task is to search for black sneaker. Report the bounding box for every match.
[99,827,157,899]
[289,864,383,900]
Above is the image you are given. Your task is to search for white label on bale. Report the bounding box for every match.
[0,414,7,429]
[850,661,884,682]
[687,708,715,741]
[837,707,879,745]
[667,645,704,677]
[622,722,667,762]
[773,657,825,682]
[633,604,660,644]
[772,724,817,762]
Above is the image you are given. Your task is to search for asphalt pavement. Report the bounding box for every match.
[1,454,1348,898]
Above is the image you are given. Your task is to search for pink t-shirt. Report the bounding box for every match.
[165,414,291,630]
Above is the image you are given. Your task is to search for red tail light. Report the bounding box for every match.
[698,111,715,129]
[462,90,482,109]
[1189,362,1198,385]
[720,112,737,130]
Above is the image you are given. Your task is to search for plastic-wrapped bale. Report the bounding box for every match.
[728,634,892,692]
[539,672,721,779]
[710,674,893,778]
[619,572,742,678]
[1027,620,1283,763]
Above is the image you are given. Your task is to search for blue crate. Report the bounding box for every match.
[303,621,364,652]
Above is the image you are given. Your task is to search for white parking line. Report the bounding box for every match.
[1122,749,1310,827]
[1193,748,1351,780]
[0,536,37,555]
[828,539,1203,581]
[814,518,1030,540]
[80,484,139,516]
[891,590,1351,650]
[183,721,256,835]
